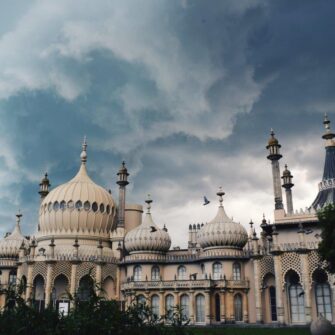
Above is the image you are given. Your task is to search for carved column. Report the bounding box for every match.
[252,257,263,322]
[205,290,211,324]
[189,290,195,324]
[45,262,54,306]
[273,252,284,323]
[70,262,78,307]
[25,262,34,304]
[229,290,234,322]
[220,289,226,323]
[243,289,249,323]
[300,251,311,322]
[159,291,165,318]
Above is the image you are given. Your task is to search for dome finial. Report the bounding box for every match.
[80,136,87,164]
[16,210,22,225]
[145,194,153,214]
[322,113,335,145]
[216,187,225,207]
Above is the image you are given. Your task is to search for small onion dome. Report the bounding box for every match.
[197,188,248,250]
[124,196,171,254]
[0,213,28,259]
[38,138,115,239]
[267,129,279,146]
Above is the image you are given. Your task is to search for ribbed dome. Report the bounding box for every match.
[0,214,28,259]
[38,140,116,240]
[124,197,171,254]
[197,189,248,250]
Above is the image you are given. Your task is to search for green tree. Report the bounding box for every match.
[317,203,335,273]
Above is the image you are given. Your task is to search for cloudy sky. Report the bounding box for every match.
[0,0,334,247]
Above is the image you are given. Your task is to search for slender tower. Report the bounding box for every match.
[38,172,50,201]
[116,161,129,228]
[282,164,294,214]
[311,114,335,209]
[266,129,284,210]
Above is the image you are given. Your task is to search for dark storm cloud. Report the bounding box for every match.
[0,0,333,245]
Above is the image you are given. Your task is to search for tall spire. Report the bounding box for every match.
[266,129,284,210]
[14,211,23,235]
[116,161,129,228]
[312,115,335,209]
[282,164,294,214]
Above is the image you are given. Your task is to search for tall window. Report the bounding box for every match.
[151,266,160,281]
[286,271,305,323]
[234,294,243,322]
[269,286,277,321]
[177,266,187,280]
[195,294,205,323]
[137,294,146,305]
[134,265,142,282]
[215,294,221,322]
[180,294,189,321]
[165,295,174,321]
[313,270,332,321]
[151,295,160,318]
[8,270,17,286]
[212,262,222,280]
[233,263,241,281]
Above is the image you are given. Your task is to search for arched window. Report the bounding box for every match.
[8,270,17,286]
[313,269,332,321]
[213,262,222,280]
[286,271,305,323]
[195,294,205,323]
[180,294,189,321]
[78,275,93,301]
[177,266,187,280]
[84,201,90,211]
[33,275,45,312]
[269,286,277,321]
[137,294,146,305]
[151,266,160,281]
[234,294,243,322]
[165,294,174,321]
[233,262,241,281]
[134,265,142,281]
[151,295,160,318]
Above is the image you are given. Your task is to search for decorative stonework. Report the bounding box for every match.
[281,252,302,285]
[52,261,71,282]
[32,262,47,282]
[76,262,96,286]
[259,255,275,286]
[102,264,116,281]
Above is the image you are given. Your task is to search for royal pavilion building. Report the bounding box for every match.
[0,116,334,325]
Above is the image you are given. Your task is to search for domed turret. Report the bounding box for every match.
[0,212,28,259]
[197,188,248,250]
[38,138,116,240]
[124,195,171,254]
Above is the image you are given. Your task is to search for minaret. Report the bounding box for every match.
[282,164,294,214]
[116,161,129,228]
[266,129,284,211]
[38,172,50,201]
[311,114,335,209]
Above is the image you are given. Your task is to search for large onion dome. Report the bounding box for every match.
[197,188,248,250]
[124,196,171,254]
[38,139,116,240]
[0,213,28,259]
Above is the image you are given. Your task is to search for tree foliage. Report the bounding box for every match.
[317,203,335,273]
[0,279,192,335]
